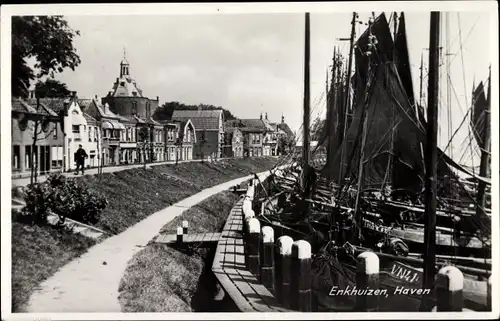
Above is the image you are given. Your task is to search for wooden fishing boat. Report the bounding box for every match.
[253,11,491,312]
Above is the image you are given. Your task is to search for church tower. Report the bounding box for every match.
[120,48,130,77]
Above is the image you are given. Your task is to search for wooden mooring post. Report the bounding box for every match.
[290,240,312,311]
[260,226,275,292]
[435,266,464,311]
[275,235,294,309]
[487,274,492,311]
[246,217,260,277]
[355,251,379,312]
[176,226,183,244]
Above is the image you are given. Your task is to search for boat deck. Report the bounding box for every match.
[212,199,291,312]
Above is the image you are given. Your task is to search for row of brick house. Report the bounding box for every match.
[11,95,197,178]
[11,54,294,178]
[223,113,294,158]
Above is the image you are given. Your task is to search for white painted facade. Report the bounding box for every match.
[64,101,100,170]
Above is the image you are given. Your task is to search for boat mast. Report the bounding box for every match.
[353,14,375,243]
[344,12,357,117]
[476,66,491,217]
[419,52,424,107]
[421,11,440,310]
[301,12,311,190]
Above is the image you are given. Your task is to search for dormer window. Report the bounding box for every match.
[72,110,79,115]
[120,82,125,86]
[132,91,137,96]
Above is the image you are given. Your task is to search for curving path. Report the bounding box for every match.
[26,170,274,313]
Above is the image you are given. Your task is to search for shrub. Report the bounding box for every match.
[20,173,108,226]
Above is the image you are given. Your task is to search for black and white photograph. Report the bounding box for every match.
[1,1,498,319]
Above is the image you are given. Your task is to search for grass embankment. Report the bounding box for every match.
[11,222,97,312]
[12,157,277,312]
[118,191,240,312]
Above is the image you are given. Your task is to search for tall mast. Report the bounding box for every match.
[353,14,375,243]
[421,11,440,310]
[393,12,398,62]
[476,66,491,217]
[302,12,311,187]
[445,12,453,159]
[419,52,424,107]
[344,12,357,116]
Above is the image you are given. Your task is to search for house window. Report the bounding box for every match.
[51,146,63,168]
[53,126,58,139]
[72,125,81,141]
[132,102,137,115]
[12,145,20,170]
[25,145,38,168]
[89,127,93,142]
[94,127,98,141]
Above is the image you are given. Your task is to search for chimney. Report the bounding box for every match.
[281,115,285,123]
[265,112,268,120]
[72,91,77,99]
[95,95,98,100]
[29,89,36,99]
[156,96,159,101]
[260,112,263,120]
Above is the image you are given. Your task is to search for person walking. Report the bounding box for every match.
[74,144,88,175]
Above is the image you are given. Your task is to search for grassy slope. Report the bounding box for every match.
[11,222,97,312]
[77,157,277,234]
[11,157,277,312]
[118,191,240,312]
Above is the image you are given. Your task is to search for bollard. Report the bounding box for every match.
[290,240,312,311]
[260,226,275,292]
[275,235,294,308]
[176,226,183,244]
[246,218,260,277]
[242,198,253,216]
[436,266,464,311]
[182,220,188,235]
[246,185,255,200]
[355,251,379,312]
[487,274,492,311]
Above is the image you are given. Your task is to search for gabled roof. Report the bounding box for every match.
[172,110,222,118]
[262,118,276,131]
[278,123,294,137]
[83,112,98,125]
[77,99,93,111]
[12,97,58,117]
[172,110,222,131]
[26,97,71,114]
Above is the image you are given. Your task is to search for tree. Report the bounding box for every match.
[35,78,72,98]
[174,132,184,165]
[199,130,207,163]
[137,125,150,169]
[23,99,58,184]
[12,16,81,98]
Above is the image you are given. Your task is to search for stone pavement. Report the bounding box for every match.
[25,170,274,313]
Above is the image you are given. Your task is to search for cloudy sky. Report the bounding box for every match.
[27,4,494,166]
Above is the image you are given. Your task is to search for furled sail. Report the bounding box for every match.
[471,81,490,153]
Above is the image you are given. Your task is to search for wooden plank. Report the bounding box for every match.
[213,268,255,312]
[236,269,289,312]
[223,267,271,312]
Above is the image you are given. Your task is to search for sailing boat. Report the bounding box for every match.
[256,11,491,311]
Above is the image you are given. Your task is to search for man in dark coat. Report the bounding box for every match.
[74,144,88,175]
